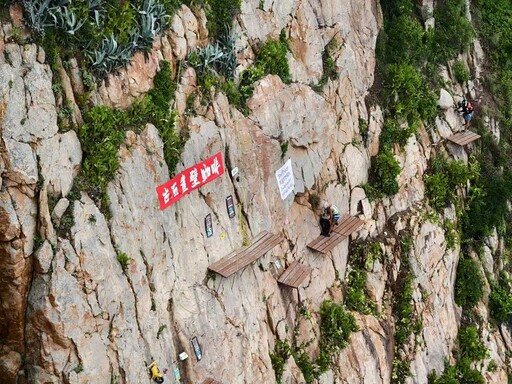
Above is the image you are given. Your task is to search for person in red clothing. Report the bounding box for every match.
[457,99,475,129]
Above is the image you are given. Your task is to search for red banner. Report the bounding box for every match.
[156,152,224,210]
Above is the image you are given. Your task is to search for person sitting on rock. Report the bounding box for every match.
[149,361,164,383]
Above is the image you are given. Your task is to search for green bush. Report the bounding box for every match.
[489,272,512,324]
[429,360,484,384]
[452,60,470,84]
[380,119,416,149]
[372,149,401,196]
[385,63,437,124]
[393,274,417,346]
[431,0,473,63]
[458,326,489,362]
[319,300,359,354]
[345,269,376,315]
[270,340,291,383]
[392,357,411,384]
[317,38,338,88]
[454,257,484,308]
[256,32,291,83]
[380,15,426,67]
[425,156,477,212]
[204,0,242,41]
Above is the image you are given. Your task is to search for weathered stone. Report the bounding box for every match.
[0,348,21,384]
[342,144,369,189]
[8,186,37,255]
[438,89,453,110]
[37,131,82,197]
[33,241,53,274]
[0,190,20,241]
[38,187,57,246]
[58,63,83,127]
[51,198,69,224]
[3,138,37,185]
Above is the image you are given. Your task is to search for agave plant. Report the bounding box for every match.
[88,0,104,27]
[218,28,239,79]
[58,7,85,35]
[187,43,226,76]
[22,0,53,34]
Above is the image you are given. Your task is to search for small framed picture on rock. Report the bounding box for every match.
[205,214,213,238]
[226,195,235,218]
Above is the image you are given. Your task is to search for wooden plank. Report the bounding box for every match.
[208,231,269,275]
[278,261,312,288]
[218,234,278,277]
[447,131,480,146]
[334,216,364,237]
[208,232,283,277]
[289,265,312,287]
[308,215,364,254]
[307,232,345,254]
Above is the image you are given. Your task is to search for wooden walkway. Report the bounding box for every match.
[278,261,312,288]
[202,379,221,384]
[307,215,364,254]
[208,231,283,277]
[447,131,480,146]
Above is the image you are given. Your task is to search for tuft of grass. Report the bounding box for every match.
[116,252,130,271]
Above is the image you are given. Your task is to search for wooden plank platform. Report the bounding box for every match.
[278,261,312,288]
[333,215,364,237]
[202,379,221,384]
[447,131,481,146]
[208,231,283,277]
[307,215,364,254]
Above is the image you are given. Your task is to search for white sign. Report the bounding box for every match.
[275,159,295,200]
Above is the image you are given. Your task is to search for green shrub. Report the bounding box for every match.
[385,63,437,125]
[350,241,383,271]
[392,357,411,384]
[345,269,376,315]
[425,156,477,212]
[204,0,241,41]
[270,340,291,383]
[256,32,291,83]
[156,324,167,339]
[380,14,426,67]
[372,149,401,196]
[431,0,473,63]
[489,272,512,324]
[319,300,358,354]
[443,220,458,250]
[393,273,417,346]
[458,326,489,362]
[294,349,317,384]
[454,257,484,308]
[452,60,470,84]
[429,360,484,384]
[380,119,416,149]
[238,65,266,103]
[79,106,128,207]
[317,38,338,88]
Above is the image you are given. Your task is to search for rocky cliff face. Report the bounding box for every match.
[0,1,511,384]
